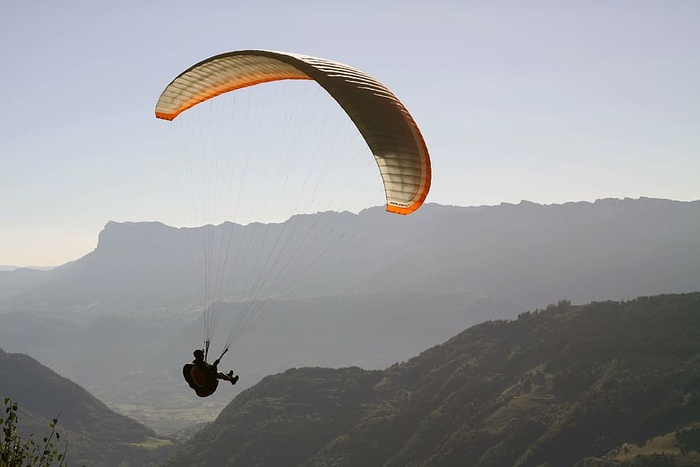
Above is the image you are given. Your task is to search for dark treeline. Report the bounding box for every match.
[165,293,700,467]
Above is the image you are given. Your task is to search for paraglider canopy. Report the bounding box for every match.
[155,49,431,215]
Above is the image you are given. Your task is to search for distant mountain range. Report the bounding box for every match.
[0,266,54,271]
[0,198,698,435]
[2,198,699,312]
[163,292,700,467]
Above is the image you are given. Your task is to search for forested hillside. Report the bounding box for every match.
[165,293,700,467]
[0,349,175,466]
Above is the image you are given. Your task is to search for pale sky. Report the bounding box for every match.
[1,1,698,267]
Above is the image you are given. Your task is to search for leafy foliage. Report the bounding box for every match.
[676,424,700,454]
[1,397,67,467]
[164,292,700,466]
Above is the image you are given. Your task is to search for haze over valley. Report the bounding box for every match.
[2,198,698,435]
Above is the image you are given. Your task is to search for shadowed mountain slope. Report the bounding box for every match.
[164,293,700,467]
[0,348,175,466]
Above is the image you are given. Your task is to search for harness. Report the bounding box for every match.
[183,362,219,398]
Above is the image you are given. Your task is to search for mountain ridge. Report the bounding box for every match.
[164,292,700,467]
[2,198,699,312]
[0,347,176,466]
